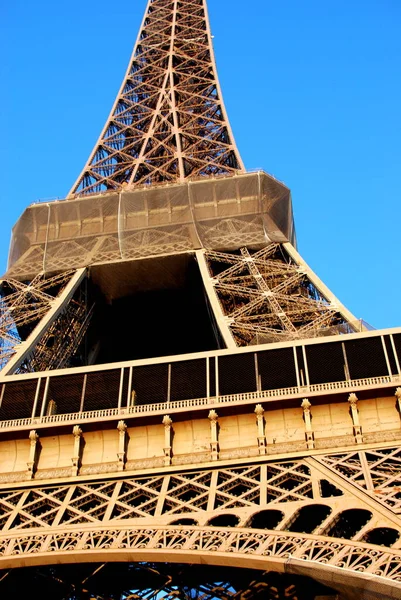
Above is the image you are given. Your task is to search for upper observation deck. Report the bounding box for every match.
[6,172,294,280]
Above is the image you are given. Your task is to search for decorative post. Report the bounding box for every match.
[162,415,173,466]
[117,420,127,471]
[254,404,267,455]
[348,393,363,444]
[27,430,39,479]
[72,425,83,476]
[301,399,315,450]
[395,388,401,418]
[208,410,219,461]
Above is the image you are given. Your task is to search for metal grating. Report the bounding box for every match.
[306,342,346,385]
[0,379,38,421]
[84,370,121,411]
[131,363,169,406]
[170,359,207,402]
[257,348,298,390]
[218,353,256,395]
[344,337,389,380]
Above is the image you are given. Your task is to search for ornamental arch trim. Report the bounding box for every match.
[1,525,401,599]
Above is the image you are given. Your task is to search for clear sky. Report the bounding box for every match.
[2,0,400,330]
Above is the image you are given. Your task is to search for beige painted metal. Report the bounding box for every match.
[0,373,399,434]
[0,526,400,599]
[0,378,400,597]
[195,249,236,348]
[0,400,401,598]
[1,389,401,483]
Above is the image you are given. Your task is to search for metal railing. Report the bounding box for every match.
[0,373,398,431]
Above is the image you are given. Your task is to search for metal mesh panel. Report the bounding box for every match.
[344,337,389,380]
[6,173,295,280]
[0,379,38,420]
[7,204,48,274]
[218,352,256,395]
[83,369,121,411]
[47,374,85,415]
[170,359,207,402]
[257,348,298,390]
[131,363,169,406]
[260,174,294,243]
[306,342,346,384]
[119,185,193,260]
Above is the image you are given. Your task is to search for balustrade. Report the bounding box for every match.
[0,373,398,432]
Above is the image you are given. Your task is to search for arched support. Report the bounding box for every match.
[0,525,400,599]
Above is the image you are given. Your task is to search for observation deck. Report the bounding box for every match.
[0,326,400,487]
[6,172,294,281]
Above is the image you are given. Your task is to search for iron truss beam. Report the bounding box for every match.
[205,245,358,345]
[0,269,92,374]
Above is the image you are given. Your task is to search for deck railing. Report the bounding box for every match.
[0,373,398,431]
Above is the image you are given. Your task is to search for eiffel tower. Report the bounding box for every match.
[0,1,400,598]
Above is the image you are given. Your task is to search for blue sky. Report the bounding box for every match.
[2,0,400,330]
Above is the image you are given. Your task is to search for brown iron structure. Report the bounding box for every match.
[1,1,400,598]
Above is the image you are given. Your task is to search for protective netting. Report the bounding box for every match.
[6,172,295,280]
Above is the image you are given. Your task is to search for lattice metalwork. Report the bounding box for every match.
[70,0,243,196]
[206,245,356,345]
[1,456,399,541]
[0,271,92,373]
[19,298,93,374]
[318,447,401,514]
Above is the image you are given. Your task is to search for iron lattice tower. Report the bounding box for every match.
[70,0,244,194]
[0,1,400,599]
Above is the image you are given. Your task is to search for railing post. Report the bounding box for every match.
[79,374,87,413]
[31,378,42,418]
[39,377,50,418]
[117,368,125,410]
[126,366,133,409]
[215,356,219,399]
